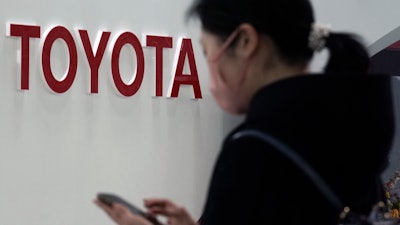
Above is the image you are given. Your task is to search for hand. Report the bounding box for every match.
[144,198,198,225]
[95,199,153,225]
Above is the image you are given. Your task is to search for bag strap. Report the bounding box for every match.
[232,129,398,225]
[232,129,345,211]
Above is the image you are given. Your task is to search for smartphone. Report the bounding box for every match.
[97,192,164,225]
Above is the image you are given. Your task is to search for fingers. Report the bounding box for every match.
[144,198,189,219]
[95,197,197,225]
[144,198,176,216]
[94,199,115,217]
[95,199,129,221]
[95,199,149,225]
[144,198,173,208]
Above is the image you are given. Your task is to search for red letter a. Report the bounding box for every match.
[169,38,202,99]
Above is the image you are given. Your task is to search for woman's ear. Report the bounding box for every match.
[236,23,259,59]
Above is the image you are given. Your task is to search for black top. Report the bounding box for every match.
[199,74,395,225]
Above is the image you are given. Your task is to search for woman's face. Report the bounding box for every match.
[200,29,248,114]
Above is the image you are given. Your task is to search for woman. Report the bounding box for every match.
[96,0,395,224]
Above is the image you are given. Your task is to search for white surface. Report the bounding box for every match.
[0,1,399,225]
[0,1,237,224]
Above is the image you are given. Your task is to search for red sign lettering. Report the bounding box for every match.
[6,23,203,99]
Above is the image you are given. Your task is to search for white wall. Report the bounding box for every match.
[0,1,242,224]
[311,0,400,47]
[1,1,399,225]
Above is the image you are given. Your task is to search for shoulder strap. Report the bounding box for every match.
[232,129,344,211]
[232,129,398,225]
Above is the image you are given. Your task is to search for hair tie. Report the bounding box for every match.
[308,23,331,52]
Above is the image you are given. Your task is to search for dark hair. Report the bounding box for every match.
[186,0,370,73]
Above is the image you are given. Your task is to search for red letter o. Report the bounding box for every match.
[42,26,77,93]
[111,32,145,97]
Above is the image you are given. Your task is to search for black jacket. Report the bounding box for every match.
[200,74,395,225]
